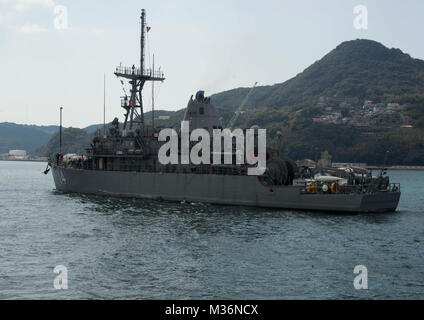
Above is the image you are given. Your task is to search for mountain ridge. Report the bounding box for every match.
[0,122,108,154]
[2,39,424,165]
[211,39,424,115]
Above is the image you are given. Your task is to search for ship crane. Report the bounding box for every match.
[114,9,165,131]
[227,82,258,129]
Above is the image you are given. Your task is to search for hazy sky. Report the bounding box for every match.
[1,0,423,128]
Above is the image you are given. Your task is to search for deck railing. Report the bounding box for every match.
[50,157,401,194]
[115,66,164,79]
[299,182,401,195]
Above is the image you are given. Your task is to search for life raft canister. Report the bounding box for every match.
[331,182,342,194]
[322,184,330,193]
[331,182,338,194]
[307,182,317,194]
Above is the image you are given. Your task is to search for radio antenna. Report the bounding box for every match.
[103,73,106,138]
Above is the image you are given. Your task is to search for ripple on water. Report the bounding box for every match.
[0,163,423,299]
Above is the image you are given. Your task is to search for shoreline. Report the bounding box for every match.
[0,159,48,163]
[366,166,424,171]
[1,159,424,170]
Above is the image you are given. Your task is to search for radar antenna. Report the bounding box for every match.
[114,9,165,131]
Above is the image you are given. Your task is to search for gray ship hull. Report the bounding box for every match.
[51,166,401,213]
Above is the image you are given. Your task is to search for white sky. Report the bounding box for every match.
[0,0,423,128]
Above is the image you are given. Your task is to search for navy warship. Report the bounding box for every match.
[48,10,401,213]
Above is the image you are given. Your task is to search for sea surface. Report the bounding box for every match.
[0,161,422,300]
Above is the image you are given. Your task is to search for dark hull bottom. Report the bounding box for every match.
[51,166,401,213]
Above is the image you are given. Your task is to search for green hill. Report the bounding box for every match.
[212,39,424,117]
[35,39,424,165]
[211,39,424,165]
[35,127,92,157]
[148,39,424,165]
[0,122,114,155]
[0,123,59,154]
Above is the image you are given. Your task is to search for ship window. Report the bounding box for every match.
[199,107,205,115]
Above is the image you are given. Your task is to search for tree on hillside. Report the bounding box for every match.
[36,128,91,157]
[317,151,333,169]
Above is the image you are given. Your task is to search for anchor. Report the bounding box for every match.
[43,164,51,175]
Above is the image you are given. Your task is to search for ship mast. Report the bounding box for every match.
[114,9,165,131]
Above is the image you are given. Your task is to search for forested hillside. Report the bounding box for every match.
[34,39,424,165]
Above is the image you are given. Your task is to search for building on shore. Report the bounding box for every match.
[8,150,29,160]
[297,159,317,168]
[333,162,368,168]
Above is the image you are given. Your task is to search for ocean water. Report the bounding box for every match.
[0,161,422,300]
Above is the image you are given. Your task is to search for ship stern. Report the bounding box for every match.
[359,191,401,213]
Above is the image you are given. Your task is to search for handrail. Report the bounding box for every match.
[115,66,164,79]
[298,181,401,195]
